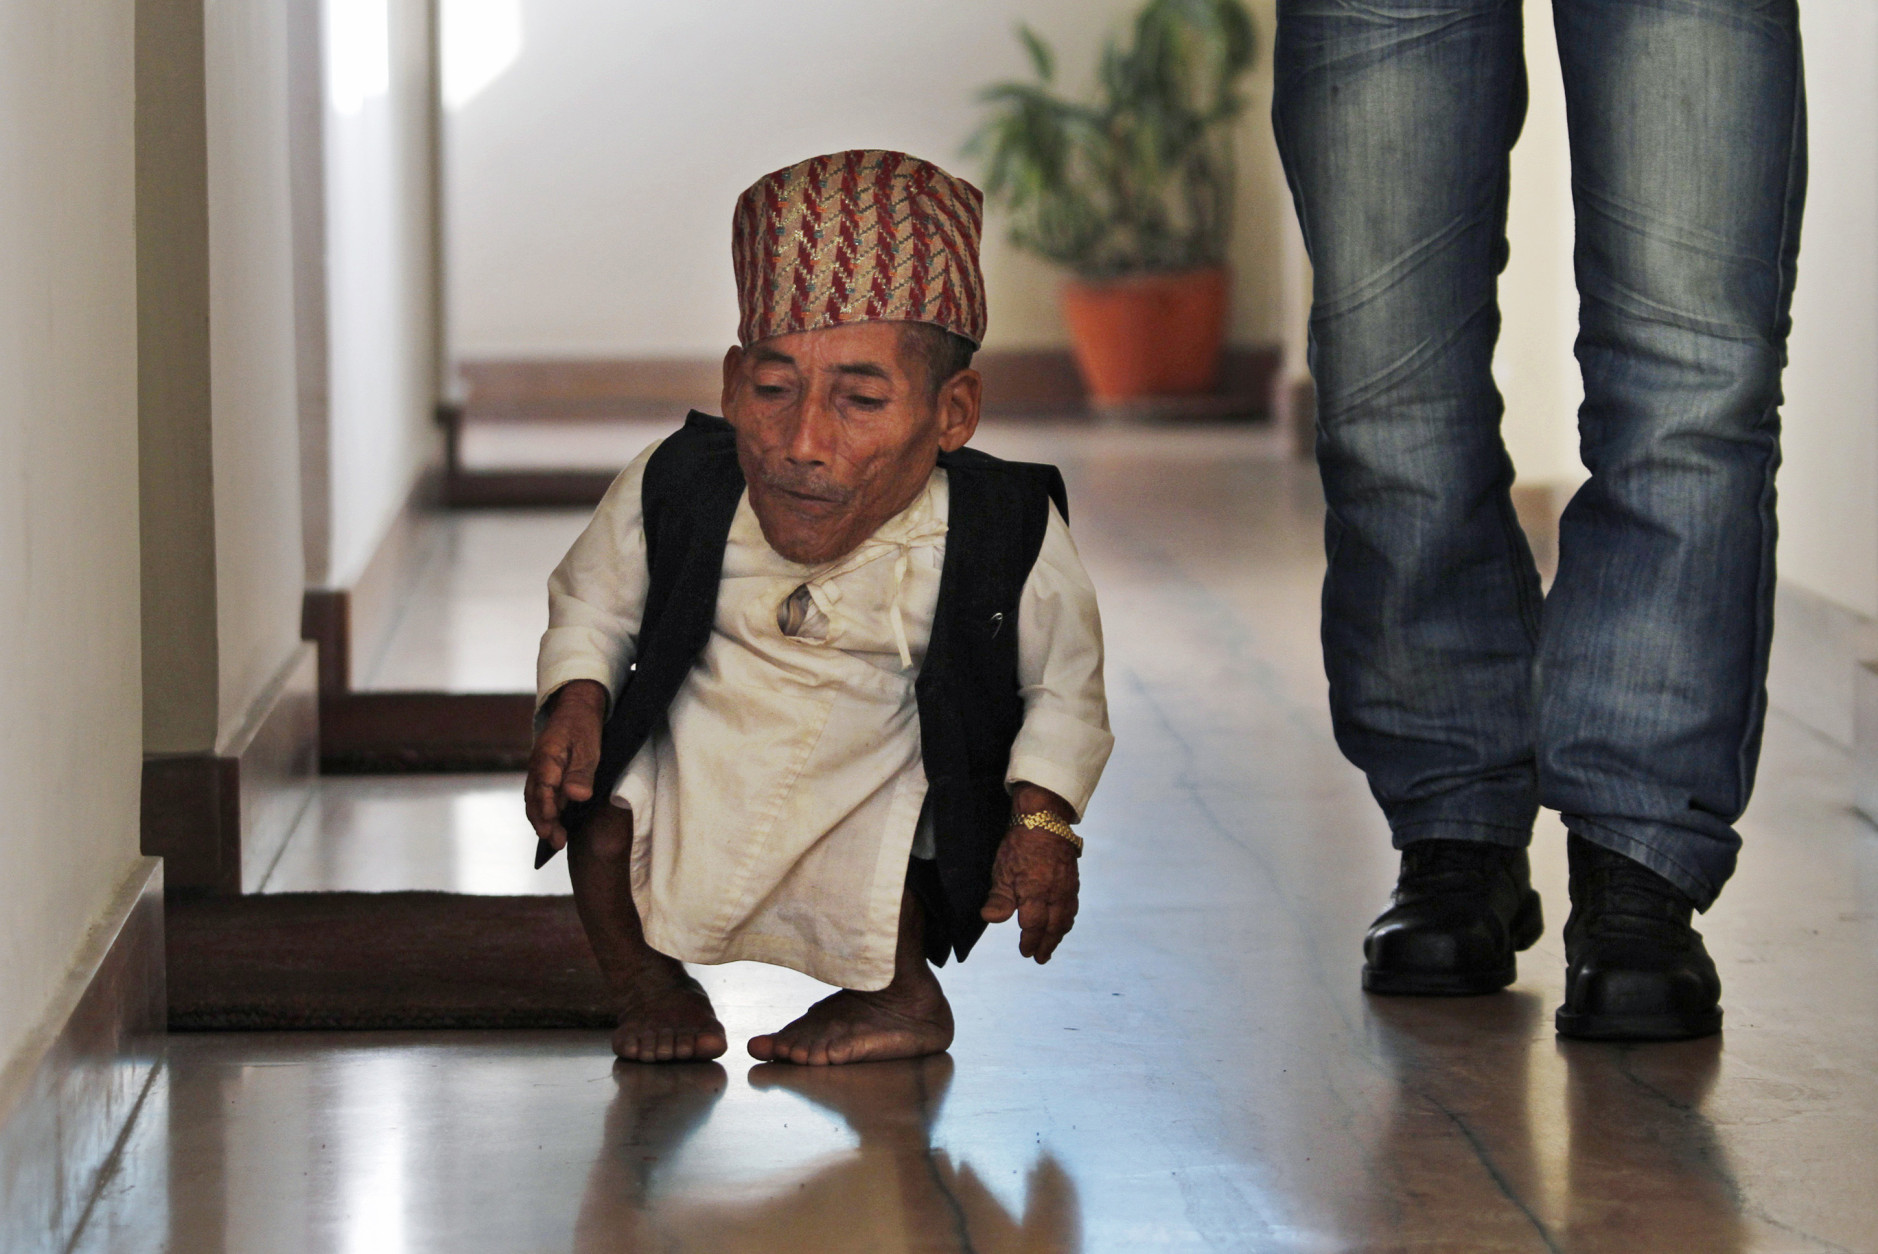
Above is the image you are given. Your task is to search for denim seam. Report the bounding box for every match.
[1729,50,1807,817]
[1394,818,1532,839]
[1493,472,1543,647]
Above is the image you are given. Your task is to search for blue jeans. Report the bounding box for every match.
[1272,0,1805,908]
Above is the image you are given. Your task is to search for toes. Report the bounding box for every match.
[679,1027,725,1061]
[618,1026,729,1064]
[747,1034,776,1061]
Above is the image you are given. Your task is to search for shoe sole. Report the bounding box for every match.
[1554,1006,1722,1041]
[1361,889,1544,997]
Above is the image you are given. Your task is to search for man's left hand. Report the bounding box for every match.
[980,785,1081,963]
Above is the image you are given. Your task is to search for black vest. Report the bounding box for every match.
[563,412,1067,963]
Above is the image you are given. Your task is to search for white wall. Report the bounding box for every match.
[0,0,144,1073]
[206,0,310,742]
[1496,3,1585,489]
[140,0,309,755]
[444,0,1290,360]
[1781,2,1878,621]
[314,0,440,589]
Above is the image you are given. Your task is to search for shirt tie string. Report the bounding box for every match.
[887,543,914,670]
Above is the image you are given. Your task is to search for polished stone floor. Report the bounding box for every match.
[356,510,589,692]
[78,425,1878,1251]
[359,416,673,691]
[258,773,566,895]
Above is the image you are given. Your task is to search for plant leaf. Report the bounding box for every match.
[972,0,1259,275]
[1017,24,1055,83]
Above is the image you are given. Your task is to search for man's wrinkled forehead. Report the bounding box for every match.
[744,324,917,385]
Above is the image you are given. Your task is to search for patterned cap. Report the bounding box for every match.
[732,150,987,348]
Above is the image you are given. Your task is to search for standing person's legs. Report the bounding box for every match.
[1274,0,1546,992]
[1543,0,1804,1038]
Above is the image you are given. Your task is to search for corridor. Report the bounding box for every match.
[72,427,1878,1252]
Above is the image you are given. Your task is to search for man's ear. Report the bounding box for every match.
[720,345,745,417]
[934,368,982,453]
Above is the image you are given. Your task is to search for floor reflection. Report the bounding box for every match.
[261,774,571,895]
[1557,1036,1742,1252]
[576,1055,1080,1253]
[1362,992,1555,1250]
[1363,992,1745,1251]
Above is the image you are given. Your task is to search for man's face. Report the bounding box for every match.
[722,321,980,565]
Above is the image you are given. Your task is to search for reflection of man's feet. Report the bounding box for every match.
[603,1061,727,1190]
[607,1059,728,1152]
[748,1052,954,1142]
[747,972,954,1066]
[612,954,728,1062]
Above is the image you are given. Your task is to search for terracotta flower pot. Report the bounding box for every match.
[1060,266,1229,403]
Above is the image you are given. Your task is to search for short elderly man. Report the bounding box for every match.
[525,151,1113,1066]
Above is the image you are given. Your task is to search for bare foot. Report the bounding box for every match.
[611,955,728,1063]
[747,980,953,1065]
[565,803,726,1063]
[748,887,952,1065]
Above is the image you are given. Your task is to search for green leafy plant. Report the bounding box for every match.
[968,0,1258,280]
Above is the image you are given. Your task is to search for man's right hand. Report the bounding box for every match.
[525,679,608,851]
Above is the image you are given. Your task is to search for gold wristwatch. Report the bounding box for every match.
[1013,809,1083,856]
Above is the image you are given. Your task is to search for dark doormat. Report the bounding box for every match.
[167,892,615,1031]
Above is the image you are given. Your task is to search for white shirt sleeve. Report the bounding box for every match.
[534,439,661,716]
[1007,501,1114,821]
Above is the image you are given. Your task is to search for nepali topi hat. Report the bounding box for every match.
[732,150,987,349]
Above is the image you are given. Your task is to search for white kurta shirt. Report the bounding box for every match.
[537,438,1112,990]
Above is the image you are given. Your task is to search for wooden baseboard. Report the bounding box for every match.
[140,754,240,896]
[435,402,619,507]
[142,645,319,895]
[459,356,721,416]
[0,859,164,1254]
[456,345,1283,420]
[300,588,349,696]
[444,465,620,510]
[319,691,536,772]
[304,472,443,696]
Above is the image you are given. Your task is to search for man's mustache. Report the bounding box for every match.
[756,465,855,506]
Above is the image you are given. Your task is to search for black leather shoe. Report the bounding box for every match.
[1362,840,1544,995]
[1555,834,1722,1041]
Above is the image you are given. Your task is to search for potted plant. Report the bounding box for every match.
[970,0,1257,405]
